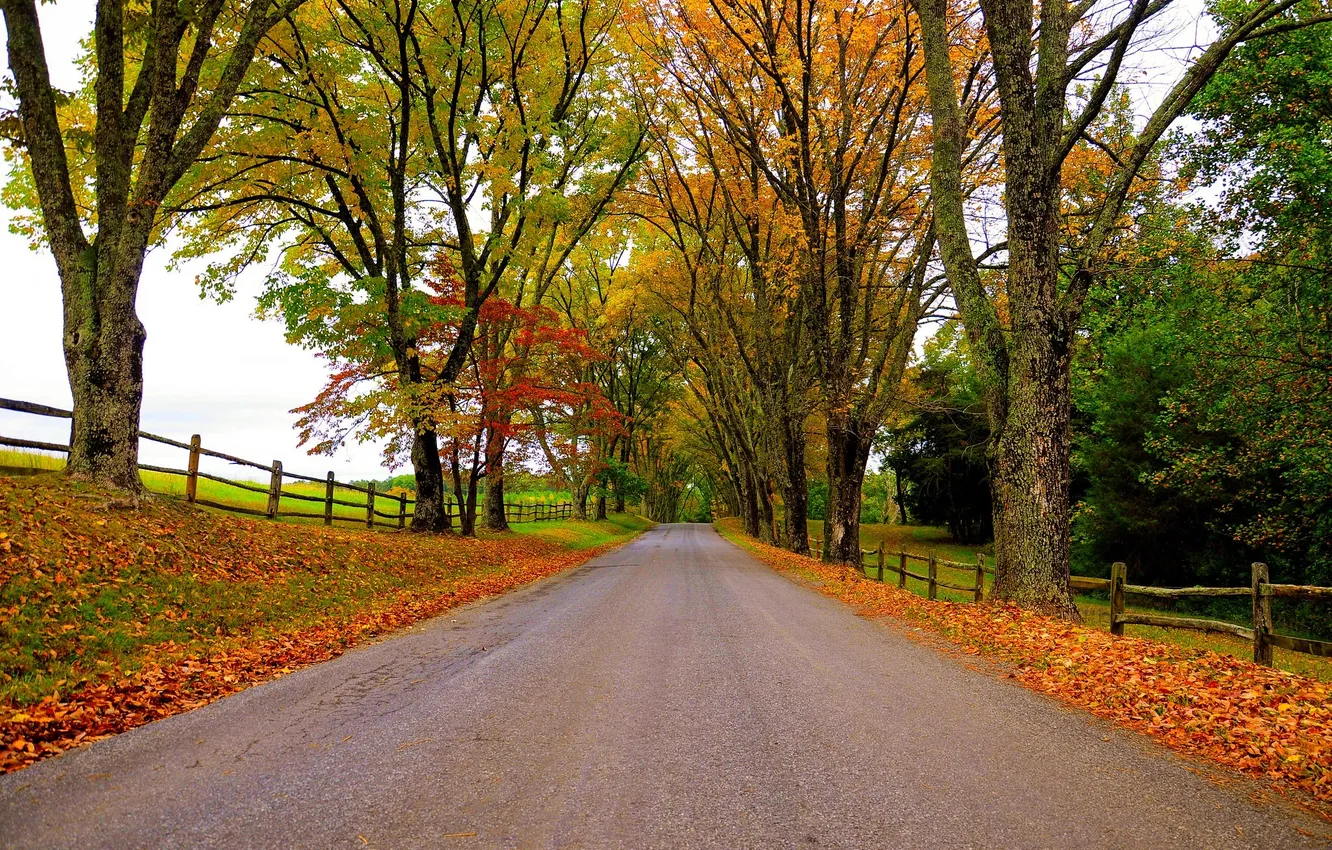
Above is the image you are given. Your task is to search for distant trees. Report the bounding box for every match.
[884,324,992,544]
[634,0,948,560]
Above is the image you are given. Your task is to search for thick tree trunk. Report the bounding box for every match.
[824,417,872,564]
[409,429,451,532]
[756,475,776,544]
[989,324,1080,619]
[738,468,761,537]
[780,415,810,554]
[62,269,147,492]
[595,494,608,521]
[483,426,509,531]
[573,480,591,520]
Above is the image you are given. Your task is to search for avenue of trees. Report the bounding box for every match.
[3,0,1330,618]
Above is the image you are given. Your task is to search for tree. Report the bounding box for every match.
[171,0,645,530]
[550,225,678,520]
[637,0,952,562]
[885,322,992,543]
[913,0,1332,615]
[1,0,306,491]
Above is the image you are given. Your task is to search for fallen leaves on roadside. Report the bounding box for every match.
[0,475,636,773]
[721,523,1332,820]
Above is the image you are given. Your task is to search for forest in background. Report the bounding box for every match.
[2,0,1330,619]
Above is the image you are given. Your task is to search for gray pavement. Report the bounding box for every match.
[0,522,1326,849]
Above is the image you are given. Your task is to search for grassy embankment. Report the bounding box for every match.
[783,518,1332,681]
[0,472,650,770]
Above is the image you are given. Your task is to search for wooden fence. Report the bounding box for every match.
[0,397,572,529]
[1101,561,1332,665]
[823,535,1332,667]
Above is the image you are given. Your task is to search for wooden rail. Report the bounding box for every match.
[1107,561,1332,665]
[0,397,574,529]
[838,541,1332,668]
[850,542,990,603]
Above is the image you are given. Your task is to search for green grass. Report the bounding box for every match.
[0,450,585,531]
[503,511,654,549]
[810,520,994,603]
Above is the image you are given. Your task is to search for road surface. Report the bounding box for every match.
[1,523,1325,848]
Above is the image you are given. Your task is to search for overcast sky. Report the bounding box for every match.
[0,0,1213,483]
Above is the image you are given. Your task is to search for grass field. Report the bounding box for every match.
[809,520,994,603]
[774,518,1332,681]
[1,450,582,530]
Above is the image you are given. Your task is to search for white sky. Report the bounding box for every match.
[0,0,393,481]
[0,0,1215,483]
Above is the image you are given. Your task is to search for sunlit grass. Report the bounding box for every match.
[1,450,584,531]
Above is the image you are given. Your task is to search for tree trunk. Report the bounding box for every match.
[614,442,629,513]
[483,425,509,531]
[824,417,872,564]
[461,474,478,536]
[780,415,810,554]
[756,474,776,544]
[988,326,1080,618]
[738,468,760,537]
[409,428,451,532]
[449,442,476,536]
[63,265,147,492]
[573,480,591,520]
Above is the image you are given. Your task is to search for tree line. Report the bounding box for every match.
[3,0,1329,619]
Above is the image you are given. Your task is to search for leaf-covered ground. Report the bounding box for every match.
[0,475,650,773]
[717,521,1332,820]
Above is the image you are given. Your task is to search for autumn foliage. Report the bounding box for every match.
[0,476,645,773]
[720,520,1332,820]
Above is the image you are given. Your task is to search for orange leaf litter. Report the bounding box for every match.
[726,530,1332,820]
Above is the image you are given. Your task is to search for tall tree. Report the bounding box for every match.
[914,0,1332,615]
[173,0,644,529]
[638,0,956,561]
[1,0,306,491]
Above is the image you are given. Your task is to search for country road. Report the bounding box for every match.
[0,523,1324,849]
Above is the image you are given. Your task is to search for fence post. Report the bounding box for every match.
[898,552,907,588]
[186,434,201,503]
[366,482,376,529]
[324,472,335,526]
[974,553,986,603]
[927,551,938,600]
[1110,562,1127,636]
[1252,562,1273,666]
[877,542,885,582]
[266,460,282,519]
[398,493,407,529]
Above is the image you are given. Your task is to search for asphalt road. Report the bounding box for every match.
[1,523,1325,849]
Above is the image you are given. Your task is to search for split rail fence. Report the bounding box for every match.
[828,537,1332,667]
[0,397,572,529]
